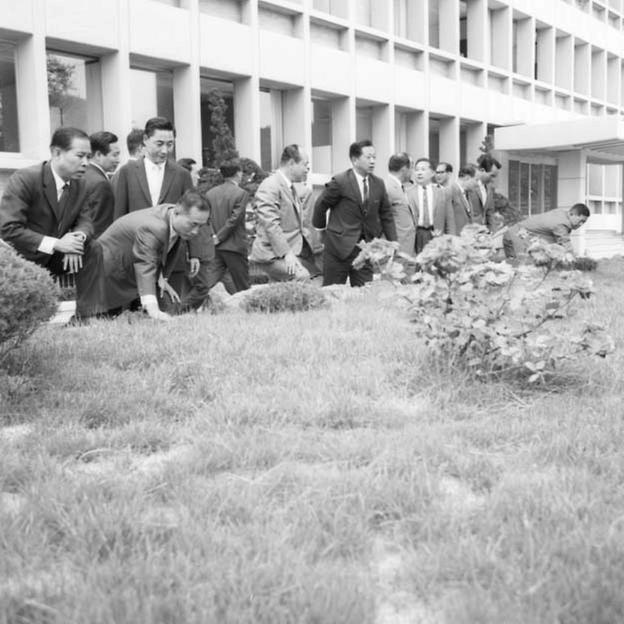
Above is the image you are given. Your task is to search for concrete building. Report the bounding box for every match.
[1,0,624,254]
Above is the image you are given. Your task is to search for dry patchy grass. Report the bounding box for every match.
[2,259,624,623]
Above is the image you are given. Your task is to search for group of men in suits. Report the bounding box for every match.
[0,117,536,322]
[0,118,216,320]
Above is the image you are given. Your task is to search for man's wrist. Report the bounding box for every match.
[38,236,59,255]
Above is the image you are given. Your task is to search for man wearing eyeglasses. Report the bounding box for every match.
[434,162,453,189]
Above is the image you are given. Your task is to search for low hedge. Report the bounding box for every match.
[243,282,328,313]
[0,241,58,362]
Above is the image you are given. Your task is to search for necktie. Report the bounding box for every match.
[362,177,369,203]
[422,186,430,228]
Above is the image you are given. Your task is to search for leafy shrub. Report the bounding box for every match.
[243,282,328,314]
[573,256,598,272]
[356,229,614,384]
[0,242,58,363]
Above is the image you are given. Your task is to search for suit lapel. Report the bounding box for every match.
[347,169,363,206]
[136,158,153,207]
[278,174,302,230]
[42,163,61,222]
[159,162,175,204]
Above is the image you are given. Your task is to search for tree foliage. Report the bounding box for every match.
[47,55,75,125]
[353,228,614,384]
[206,88,238,167]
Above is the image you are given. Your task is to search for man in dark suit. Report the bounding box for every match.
[445,164,479,236]
[204,159,250,293]
[84,131,121,238]
[0,127,97,315]
[249,144,317,281]
[407,157,456,253]
[82,190,210,320]
[313,140,397,286]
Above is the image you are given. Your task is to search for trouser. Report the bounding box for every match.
[322,245,372,287]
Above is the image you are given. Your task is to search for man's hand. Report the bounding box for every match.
[147,308,173,322]
[284,252,301,276]
[62,253,83,273]
[53,232,84,254]
[188,257,200,278]
[158,275,181,303]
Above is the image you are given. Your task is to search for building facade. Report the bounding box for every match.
[1,0,624,252]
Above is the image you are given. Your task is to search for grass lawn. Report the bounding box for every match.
[1,259,624,623]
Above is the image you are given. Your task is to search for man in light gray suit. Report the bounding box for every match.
[446,164,479,236]
[408,157,456,253]
[80,190,209,320]
[249,144,318,281]
[386,152,417,256]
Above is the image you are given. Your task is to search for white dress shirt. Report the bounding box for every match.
[416,184,434,227]
[477,180,488,205]
[352,168,369,202]
[145,158,165,207]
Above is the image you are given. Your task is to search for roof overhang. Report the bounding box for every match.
[495,117,624,163]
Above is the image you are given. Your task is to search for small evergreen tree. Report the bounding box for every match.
[206,89,238,166]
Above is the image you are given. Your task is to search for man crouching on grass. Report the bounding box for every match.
[81,190,209,321]
[503,202,590,261]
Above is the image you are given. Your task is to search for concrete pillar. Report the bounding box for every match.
[465,121,486,163]
[283,87,307,147]
[515,16,534,78]
[439,0,458,55]
[536,26,554,84]
[490,5,511,71]
[555,33,573,90]
[233,77,261,162]
[173,0,202,162]
[558,150,587,254]
[15,0,50,159]
[467,0,487,63]
[406,110,428,158]
[100,0,133,158]
[372,104,392,174]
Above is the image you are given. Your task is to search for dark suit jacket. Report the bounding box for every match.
[96,204,185,309]
[205,180,249,255]
[312,169,397,260]
[0,162,93,266]
[84,163,115,238]
[112,156,209,261]
[447,182,472,235]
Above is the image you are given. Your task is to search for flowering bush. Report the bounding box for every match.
[356,227,614,383]
[0,242,58,364]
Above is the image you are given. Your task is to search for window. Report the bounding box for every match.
[47,51,103,133]
[130,68,174,130]
[200,77,235,167]
[312,99,333,173]
[0,40,19,152]
[508,160,558,216]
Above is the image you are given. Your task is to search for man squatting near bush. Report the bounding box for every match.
[77,190,210,321]
[503,203,590,260]
[0,127,99,317]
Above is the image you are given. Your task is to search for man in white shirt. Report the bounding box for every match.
[407,157,456,253]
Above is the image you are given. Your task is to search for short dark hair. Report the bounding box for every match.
[178,189,209,213]
[388,152,411,173]
[219,159,241,178]
[458,164,476,178]
[50,127,89,151]
[177,158,196,172]
[126,129,144,156]
[476,153,502,172]
[436,162,453,173]
[89,131,119,156]
[280,144,303,165]
[144,117,175,138]
[414,157,433,170]
[349,140,374,160]
[570,203,590,217]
